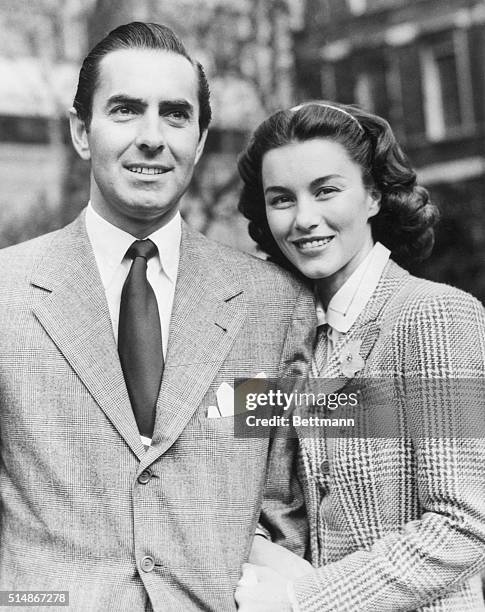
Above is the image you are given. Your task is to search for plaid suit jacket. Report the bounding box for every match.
[0,212,314,611]
[293,261,485,611]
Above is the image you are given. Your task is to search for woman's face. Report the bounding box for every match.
[262,137,380,298]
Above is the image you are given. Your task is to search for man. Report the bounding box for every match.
[0,22,313,611]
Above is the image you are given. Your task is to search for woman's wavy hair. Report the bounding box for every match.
[238,101,438,271]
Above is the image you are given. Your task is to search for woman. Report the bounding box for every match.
[234,102,485,611]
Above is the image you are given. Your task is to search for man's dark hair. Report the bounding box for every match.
[73,22,211,136]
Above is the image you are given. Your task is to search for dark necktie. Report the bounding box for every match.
[118,239,163,439]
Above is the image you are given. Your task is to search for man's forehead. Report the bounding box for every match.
[95,48,199,103]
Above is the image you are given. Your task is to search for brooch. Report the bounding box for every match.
[339,339,365,377]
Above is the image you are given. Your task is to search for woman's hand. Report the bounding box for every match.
[235,563,292,611]
[249,535,312,580]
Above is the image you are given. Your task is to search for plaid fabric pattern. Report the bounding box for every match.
[0,212,314,611]
[294,261,485,611]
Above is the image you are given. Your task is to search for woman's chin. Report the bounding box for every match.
[281,248,336,281]
[291,261,333,281]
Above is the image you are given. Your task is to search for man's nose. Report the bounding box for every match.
[135,114,165,153]
[294,197,320,231]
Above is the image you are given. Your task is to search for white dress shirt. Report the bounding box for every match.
[85,203,181,358]
[315,242,390,358]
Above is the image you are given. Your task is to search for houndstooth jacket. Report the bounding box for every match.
[293,260,485,611]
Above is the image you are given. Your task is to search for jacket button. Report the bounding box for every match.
[140,556,155,572]
[138,469,152,484]
[320,460,330,475]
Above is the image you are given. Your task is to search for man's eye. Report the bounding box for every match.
[166,110,190,124]
[111,106,136,117]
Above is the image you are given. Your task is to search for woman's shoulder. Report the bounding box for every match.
[378,263,484,365]
[377,263,485,374]
[385,261,484,323]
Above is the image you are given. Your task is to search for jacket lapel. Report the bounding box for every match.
[31,213,145,459]
[143,224,247,464]
[319,261,410,390]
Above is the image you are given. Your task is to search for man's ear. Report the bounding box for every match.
[194,129,208,166]
[69,107,91,161]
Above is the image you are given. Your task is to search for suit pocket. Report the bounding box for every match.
[195,407,236,434]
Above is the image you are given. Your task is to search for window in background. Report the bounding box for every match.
[347,0,367,15]
[355,72,374,111]
[349,0,405,14]
[353,51,390,120]
[420,30,474,141]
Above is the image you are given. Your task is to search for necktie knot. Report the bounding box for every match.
[126,239,158,262]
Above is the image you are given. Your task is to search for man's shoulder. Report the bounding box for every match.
[189,228,306,296]
[0,227,66,279]
[0,227,63,256]
[0,222,75,285]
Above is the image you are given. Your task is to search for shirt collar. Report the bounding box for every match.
[85,202,181,289]
[316,242,390,333]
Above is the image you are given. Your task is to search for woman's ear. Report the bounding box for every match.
[367,188,381,219]
[69,107,91,161]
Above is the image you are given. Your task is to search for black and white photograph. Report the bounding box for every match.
[0,1,484,611]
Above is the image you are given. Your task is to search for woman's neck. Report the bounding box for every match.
[314,239,376,310]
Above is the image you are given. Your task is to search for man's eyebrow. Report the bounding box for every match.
[159,99,194,113]
[104,96,194,114]
[105,94,145,108]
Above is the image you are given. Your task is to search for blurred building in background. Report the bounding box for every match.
[295,0,485,299]
[0,0,89,244]
[0,0,484,300]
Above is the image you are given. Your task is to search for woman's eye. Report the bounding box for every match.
[315,186,339,198]
[269,195,293,208]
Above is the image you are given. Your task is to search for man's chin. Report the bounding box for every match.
[124,199,177,218]
[120,203,178,235]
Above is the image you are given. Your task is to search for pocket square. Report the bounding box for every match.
[216,382,234,417]
[207,405,221,418]
[206,374,268,418]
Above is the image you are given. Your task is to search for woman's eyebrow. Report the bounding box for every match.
[309,174,344,189]
[264,185,292,195]
[264,174,346,194]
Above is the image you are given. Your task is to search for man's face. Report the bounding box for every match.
[71,48,207,236]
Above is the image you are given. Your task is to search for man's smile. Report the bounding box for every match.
[125,163,173,175]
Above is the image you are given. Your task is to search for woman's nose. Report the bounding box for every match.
[294,198,321,232]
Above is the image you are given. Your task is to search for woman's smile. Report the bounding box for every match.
[291,235,335,254]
